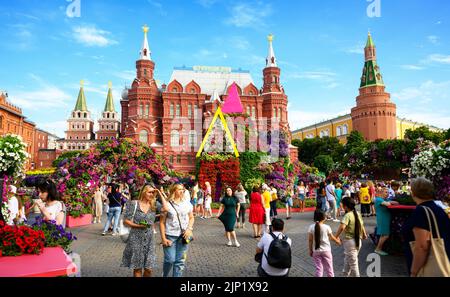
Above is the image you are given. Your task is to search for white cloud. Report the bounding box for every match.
[197,0,219,8]
[427,35,440,45]
[230,36,250,50]
[325,82,340,89]
[72,25,118,47]
[397,111,450,130]
[344,43,365,55]
[37,121,67,138]
[10,74,72,110]
[423,54,450,65]
[401,65,424,70]
[225,2,272,29]
[113,70,136,82]
[147,0,167,16]
[392,80,450,102]
[288,108,351,131]
[287,71,337,82]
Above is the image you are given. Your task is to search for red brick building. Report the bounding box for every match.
[351,32,397,141]
[0,91,35,170]
[121,27,291,173]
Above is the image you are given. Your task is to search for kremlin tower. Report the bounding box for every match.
[351,32,397,141]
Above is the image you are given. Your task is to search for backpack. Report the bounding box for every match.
[264,232,292,269]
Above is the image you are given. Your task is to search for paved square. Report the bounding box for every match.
[69,210,408,277]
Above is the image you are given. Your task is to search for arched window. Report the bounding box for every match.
[246,106,250,115]
[171,130,180,147]
[139,129,148,144]
[176,104,181,117]
[343,124,348,135]
[278,107,282,120]
[170,103,174,118]
[145,104,149,116]
[273,107,277,118]
[189,130,197,147]
[169,156,174,163]
[252,106,256,119]
[188,104,192,118]
[139,104,144,116]
[337,126,342,136]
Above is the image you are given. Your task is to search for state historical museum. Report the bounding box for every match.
[120,26,291,173]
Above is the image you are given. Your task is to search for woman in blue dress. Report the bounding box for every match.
[374,186,398,256]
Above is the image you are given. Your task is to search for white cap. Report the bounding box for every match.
[9,185,17,194]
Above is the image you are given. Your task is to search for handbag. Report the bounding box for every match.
[409,206,450,277]
[169,201,193,245]
[119,201,138,243]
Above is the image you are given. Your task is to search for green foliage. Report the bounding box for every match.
[0,134,29,178]
[404,126,445,145]
[244,178,264,193]
[52,151,83,167]
[239,152,266,190]
[313,155,334,175]
[292,136,344,165]
[445,128,450,141]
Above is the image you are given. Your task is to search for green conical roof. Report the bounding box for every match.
[74,86,88,111]
[104,87,115,112]
[366,32,375,48]
[360,60,384,88]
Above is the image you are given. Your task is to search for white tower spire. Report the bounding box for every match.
[139,24,151,61]
[266,34,277,67]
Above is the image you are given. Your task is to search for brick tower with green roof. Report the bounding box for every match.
[96,82,120,141]
[351,32,397,141]
[57,80,96,151]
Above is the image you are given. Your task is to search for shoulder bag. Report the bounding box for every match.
[119,201,138,243]
[409,206,450,277]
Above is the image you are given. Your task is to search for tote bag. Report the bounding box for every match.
[119,201,138,243]
[409,206,450,277]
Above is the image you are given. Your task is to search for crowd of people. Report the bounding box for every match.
[2,175,449,278]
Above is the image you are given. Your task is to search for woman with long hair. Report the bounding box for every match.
[35,180,66,227]
[102,183,123,236]
[248,186,265,238]
[297,181,306,213]
[160,184,195,277]
[217,186,241,247]
[121,184,167,277]
[316,182,327,213]
[308,210,341,277]
[334,197,367,277]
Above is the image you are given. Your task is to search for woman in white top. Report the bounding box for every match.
[35,180,65,227]
[234,184,248,228]
[308,210,341,277]
[6,185,19,225]
[93,185,106,224]
[160,184,195,277]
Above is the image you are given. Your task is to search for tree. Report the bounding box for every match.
[292,136,344,165]
[313,155,334,175]
[444,128,450,141]
[404,126,444,144]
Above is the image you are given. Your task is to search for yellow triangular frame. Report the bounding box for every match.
[196,106,239,158]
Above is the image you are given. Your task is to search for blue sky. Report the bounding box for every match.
[0,0,449,137]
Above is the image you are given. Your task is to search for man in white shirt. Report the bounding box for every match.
[256,218,292,277]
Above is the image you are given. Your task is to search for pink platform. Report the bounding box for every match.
[66,214,92,228]
[0,247,77,277]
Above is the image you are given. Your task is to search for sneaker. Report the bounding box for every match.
[286,217,291,220]
[101,232,107,236]
[227,241,233,246]
[375,250,389,256]
[234,241,241,247]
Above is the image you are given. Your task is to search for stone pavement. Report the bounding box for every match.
[69,210,409,277]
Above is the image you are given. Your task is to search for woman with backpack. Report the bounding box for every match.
[308,210,341,277]
[334,197,367,277]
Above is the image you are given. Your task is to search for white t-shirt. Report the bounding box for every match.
[45,201,64,221]
[183,189,191,202]
[257,231,292,276]
[343,189,351,198]
[325,184,336,201]
[7,196,19,225]
[165,198,193,237]
[307,223,332,252]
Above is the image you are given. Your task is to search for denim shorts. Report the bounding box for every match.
[285,197,293,207]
